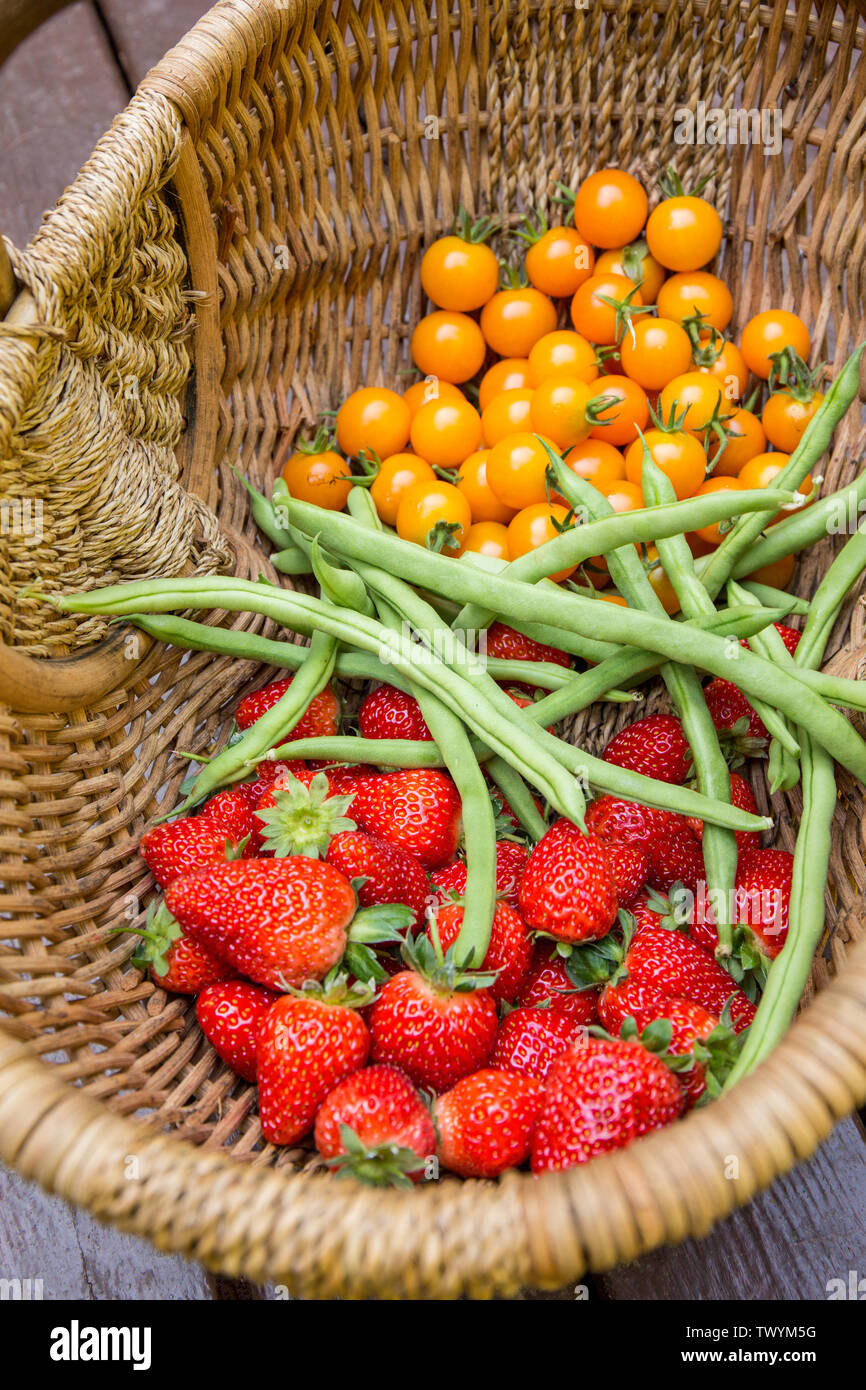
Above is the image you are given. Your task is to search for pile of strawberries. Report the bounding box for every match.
[132,620,795,1182]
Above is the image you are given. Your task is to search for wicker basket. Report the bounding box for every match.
[2,0,866,1300]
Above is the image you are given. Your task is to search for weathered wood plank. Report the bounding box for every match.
[97,0,209,85]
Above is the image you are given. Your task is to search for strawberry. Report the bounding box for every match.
[646,823,705,895]
[254,771,357,858]
[234,759,307,807]
[314,1064,436,1186]
[126,900,236,994]
[734,848,793,959]
[491,1006,586,1082]
[485,621,572,690]
[703,677,768,745]
[201,788,263,854]
[428,839,529,911]
[369,935,498,1091]
[350,769,461,868]
[257,976,371,1146]
[235,675,340,737]
[609,919,756,1033]
[358,685,433,741]
[435,1069,544,1178]
[195,979,278,1081]
[165,856,357,989]
[326,830,430,930]
[685,770,761,856]
[516,946,600,1025]
[531,1036,684,1171]
[585,795,686,853]
[140,816,245,888]
[604,840,649,907]
[426,900,532,1003]
[598,979,736,1107]
[602,713,691,784]
[518,819,618,943]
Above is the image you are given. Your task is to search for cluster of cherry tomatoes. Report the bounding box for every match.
[281,169,823,608]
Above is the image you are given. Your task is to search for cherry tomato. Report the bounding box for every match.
[619,316,692,391]
[480,289,558,357]
[336,387,411,458]
[280,448,351,511]
[420,235,499,311]
[479,358,531,411]
[747,553,795,588]
[528,330,598,386]
[624,428,706,499]
[740,311,811,379]
[403,377,466,417]
[395,479,472,553]
[411,311,486,383]
[456,449,515,523]
[573,169,648,248]
[738,452,814,526]
[691,476,746,545]
[645,196,723,272]
[762,389,824,452]
[370,452,436,525]
[687,531,716,557]
[589,374,649,447]
[530,375,598,450]
[599,592,627,604]
[595,245,666,305]
[656,272,733,331]
[707,407,766,477]
[658,371,725,433]
[481,388,535,446]
[461,520,511,560]
[696,334,749,404]
[645,548,682,614]
[561,439,626,492]
[507,503,577,582]
[486,432,559,509]
[570,273,643,346]
[525,227,595,297]
[409,396,482,468]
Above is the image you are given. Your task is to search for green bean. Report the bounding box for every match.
[796,522,866,670]
[267,734,444,767]
[484,755,549,840]
[741,581,810,616]
[233,469,298,551]
[271,546,314,576]
[727,580,802,782]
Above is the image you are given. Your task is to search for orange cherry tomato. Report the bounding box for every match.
[747,553,796,588]
[762,390,824,453]
[599,592,627,605]
[528,331,598,386]
[420,235,499,312]
[619,317,692,391]
[481,289,558,357]
[645,548,682,615]
[687,531,716,557]
[738,452,814,524]
[595,245,666,305]
[645,196,723,272]
[589,374,649,447]
[410,311,486,383]
[280,448,351,511]
[481,388,535,446]
[561,439,626,491]
[656,272,733,332]
[573,169,648,249]
[479,358,531,411]
[570,273,643,346]
[696,334,749,405]
[530,376,599,450]
[707,407,766,477]
[658,371,725,434]
[395,479,472,553]
[456,449,515,524]
[336,387,411,458]
[740,311,811,380]
[403,377,466,418]
[486,432,559,510]
[507,503,577,583]
[409,396,483,468]
[525,227,595,298]
[369,452,436,525]
[461,520,511,560]
[691,476,746,546]
[624,428,707,499]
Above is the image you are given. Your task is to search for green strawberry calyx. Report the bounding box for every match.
[341,903,415,987]
[280,967,377,1011]
[255,772,357,858]
[599,1006,747,1099]
[325,1123,429,1189]
[563,910,635,990]
[111,900,182,978]
[402,928,498,994]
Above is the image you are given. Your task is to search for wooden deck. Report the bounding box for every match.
[2,0,866,1301]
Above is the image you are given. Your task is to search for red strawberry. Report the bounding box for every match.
[140,816,244,888]
[516,946,600,1024]
[195,979,278,1081]
[426,900,532,1003]
[620,922,756,1033]
[369,936,498,1091]
[518,819,617,943]
[165,856,357,989]
[531,1037,684,1171]
[485,621,572,691]
[599,978,727,1107]
[646,824,705,895]
[127,900,236,994]
[734,848,793,958]
[257,982,370,1145]
[585,795,686,853]
[602,713,691,784]
[429,839,529,911]
[685,771,761,856]
[351,769,461,868]
[358,685,433,741]
[234,759,307,807]
[235,676,340,737]
[491,1006,585,1082]
[435,1069,544,1177]
[201,788,263,854]
[314,1064,436,1185]
[326,830,430,930]
[604,840,649,907]
[254,771,357,859]
[703,677,767,743]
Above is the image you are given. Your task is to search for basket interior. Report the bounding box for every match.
[2,0,866,1170]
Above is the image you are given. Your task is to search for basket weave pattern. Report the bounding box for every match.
[1,0,866,1297]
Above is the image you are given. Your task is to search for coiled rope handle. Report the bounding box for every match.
[1,933,864,1299]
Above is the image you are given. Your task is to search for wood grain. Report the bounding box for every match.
[97,0,209,84]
